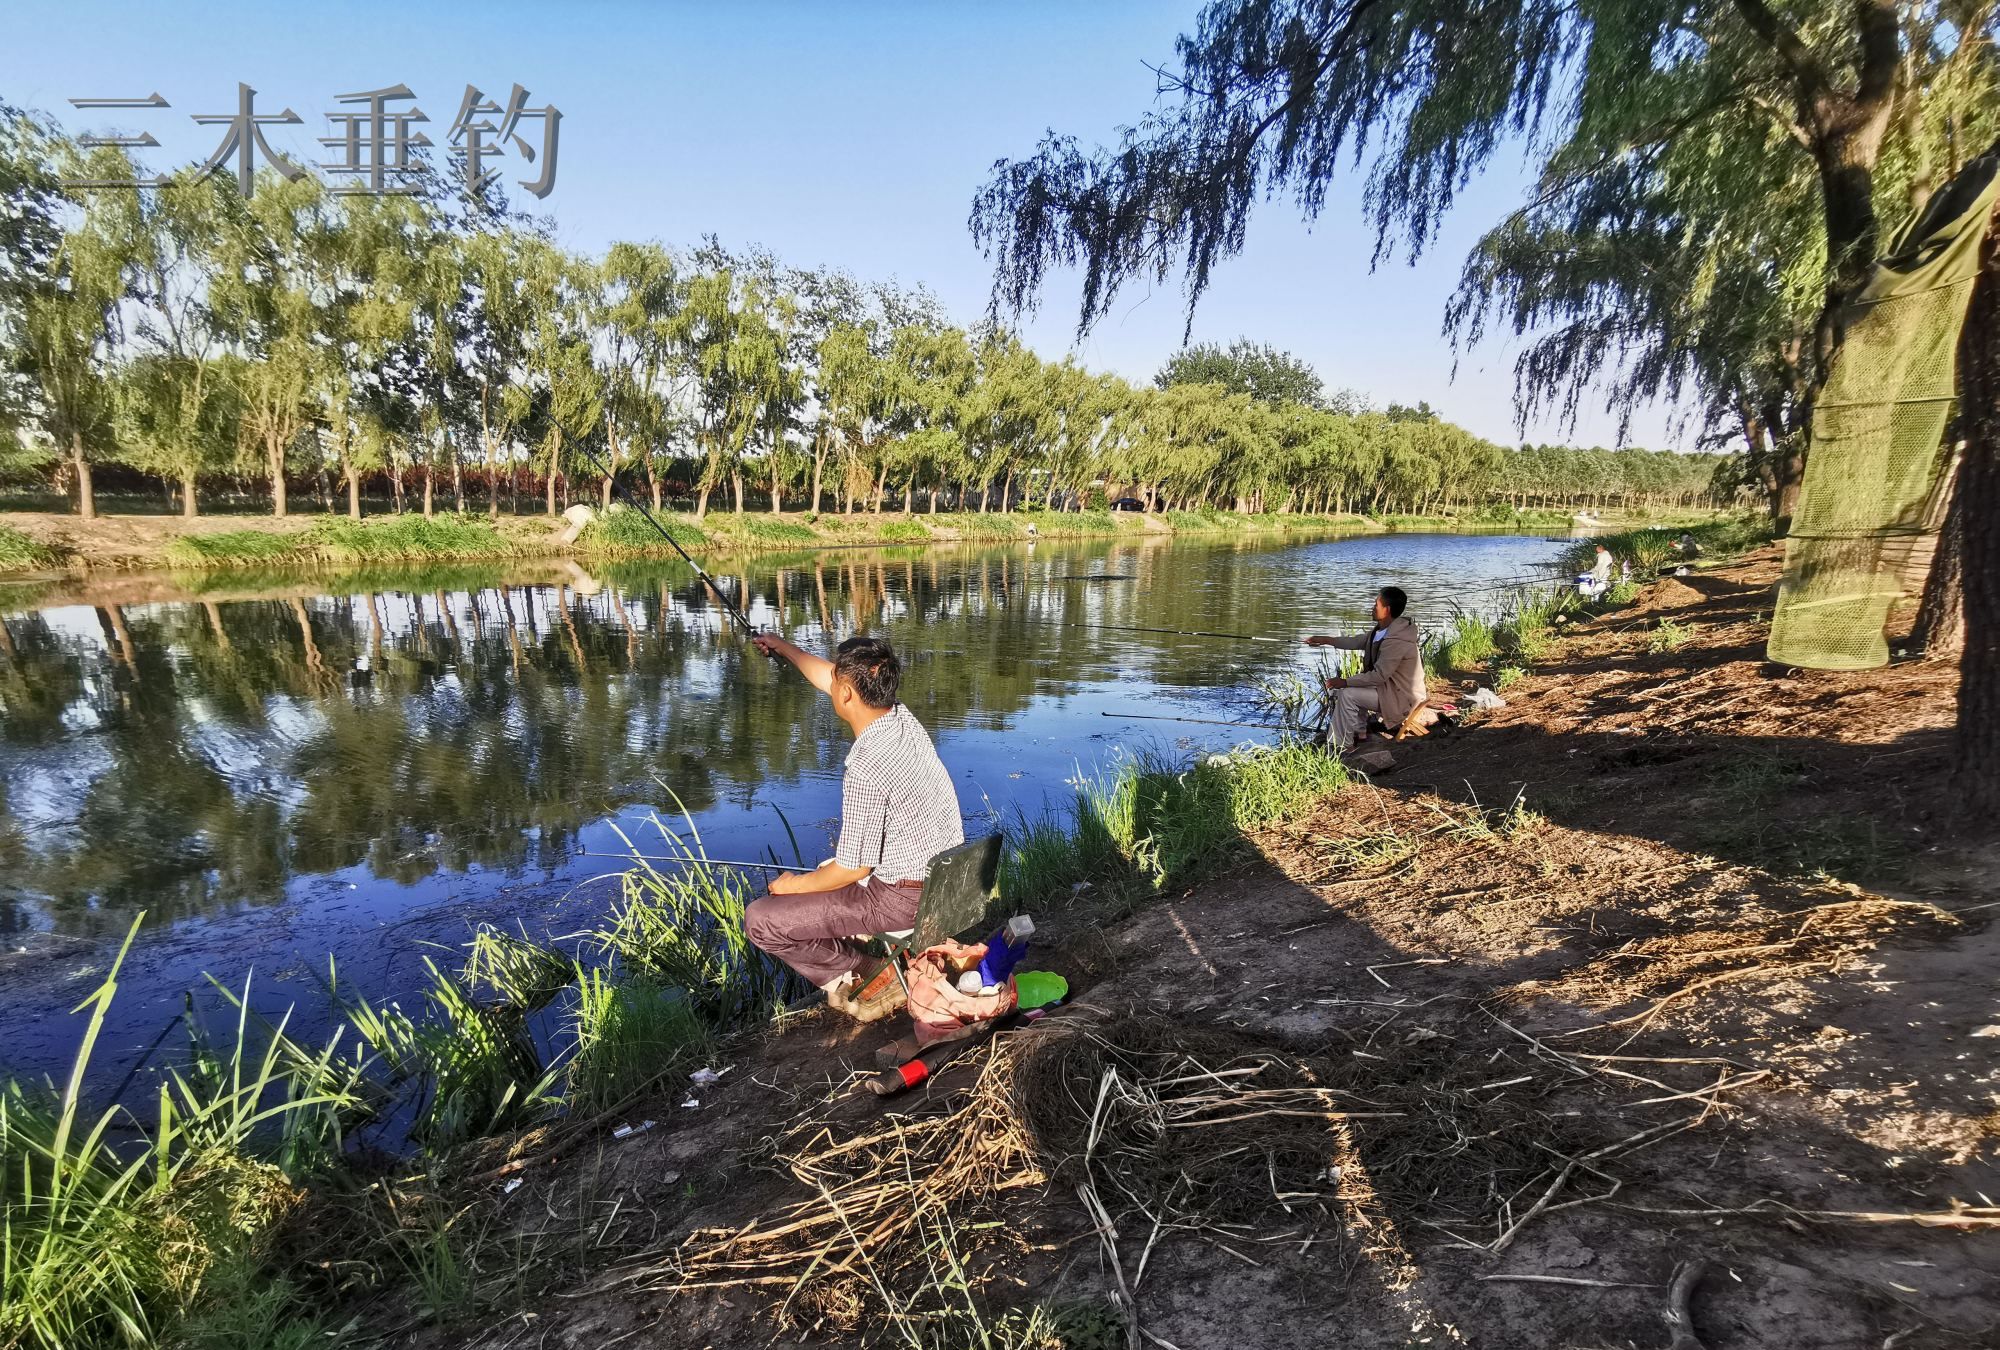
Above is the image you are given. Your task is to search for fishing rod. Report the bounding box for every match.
[1066,621,1291,645]
[579,850,798,870]
[572,444,762,639]
[1103,711,1286,730]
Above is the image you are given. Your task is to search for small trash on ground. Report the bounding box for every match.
[612,1119,657,1139]
[1467,687,1507,709]
[681,1096,700,1109]
[689,1065,734,1087]
[502,1177,524,1195]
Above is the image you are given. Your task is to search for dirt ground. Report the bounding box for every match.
[328,548,1998,1350]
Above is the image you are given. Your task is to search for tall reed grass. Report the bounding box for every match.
[0,918,367,1350]
[1,809,814,1347]
[1000,742,1348,912]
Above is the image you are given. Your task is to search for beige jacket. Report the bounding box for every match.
[1327,615,1427,730]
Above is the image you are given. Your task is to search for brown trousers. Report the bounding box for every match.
[744,875,923,988]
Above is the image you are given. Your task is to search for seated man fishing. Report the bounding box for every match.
[744,632,965,1019]
[1303,586,1428,753]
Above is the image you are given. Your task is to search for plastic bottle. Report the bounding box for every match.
[974,915,1034,989]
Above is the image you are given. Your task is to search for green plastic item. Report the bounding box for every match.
[1014,970,1068,1010]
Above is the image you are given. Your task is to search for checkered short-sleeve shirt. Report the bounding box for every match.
[834,703,965,884]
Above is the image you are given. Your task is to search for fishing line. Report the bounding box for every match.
[1064,621,1291,644]
[578,850,795,870]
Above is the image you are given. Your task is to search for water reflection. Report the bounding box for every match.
[0,532,1557,1079]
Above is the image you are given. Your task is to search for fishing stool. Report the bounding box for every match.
[870,833,1004,1001]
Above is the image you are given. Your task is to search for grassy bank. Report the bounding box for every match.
[1001,741,1349,915]
[160,516,532,570]
[1424,515,1775,689]
[0,502,1727,578]
[0,738,1346,1350]
[0,523,65,571]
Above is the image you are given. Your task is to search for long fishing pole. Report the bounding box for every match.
[1103,711,1286,730]
[1066,621,1291,645]
[579,851,796,870]
[572,444,761,638]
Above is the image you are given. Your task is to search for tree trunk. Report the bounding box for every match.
[1952,215,2000,818]
[1772,440,1806,528]
[696,485,711,519]
[181,473,197,518]
[1913,465,1965,658]
[347,464,362,520]
[810,450,825,514]
[423,464,435,518]
[731,471,744,513]
[770,461,783,514]
[67,433,95,520]
[269,435,287,518]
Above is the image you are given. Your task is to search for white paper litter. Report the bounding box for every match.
[612,1119,657,1139]
[502,1177,523,1194]
[689,1065,735,1087]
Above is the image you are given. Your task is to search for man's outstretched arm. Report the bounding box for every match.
[751,634,835,694]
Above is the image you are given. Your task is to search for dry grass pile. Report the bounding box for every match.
[640,1012,1759,1339]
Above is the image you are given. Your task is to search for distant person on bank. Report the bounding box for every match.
[744,634,964,1018]
[1304,586,1428,752]
[1577,544,1614,597]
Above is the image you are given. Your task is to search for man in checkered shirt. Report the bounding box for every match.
[746,633,964,1017]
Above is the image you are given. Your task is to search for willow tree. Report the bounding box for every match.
[103,169,237,516]
[599,241,685,510]
[971,0,1998,511]
[16,145,134,519]
[210,171,328,517]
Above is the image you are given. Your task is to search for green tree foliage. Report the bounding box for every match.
[969,0,2000,518]
[1156,338,1326,408]
[0,113,1730,523]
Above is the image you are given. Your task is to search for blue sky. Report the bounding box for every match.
[5,0,1689,448]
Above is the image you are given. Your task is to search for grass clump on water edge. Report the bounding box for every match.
[588,816,802,1024]
[161,530,301,568]
[0,916,370,1350]
[579,504,709,554]
[1424,585,1584,680]
[0,523,65,571]
[300,514,517,563]
[1000,741,1348,913]
[876,518,931,543]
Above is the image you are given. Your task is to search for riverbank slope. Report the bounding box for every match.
[299,546,1997,1350]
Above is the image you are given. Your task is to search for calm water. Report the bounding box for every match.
[0,530,1561,1088]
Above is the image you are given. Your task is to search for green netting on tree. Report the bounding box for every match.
[1770,155,2000,670]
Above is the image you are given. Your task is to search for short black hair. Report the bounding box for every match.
[1378,586,1408,619]
[834,636,901,708]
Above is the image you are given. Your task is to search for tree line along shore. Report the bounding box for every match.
[1,107,1733,533]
